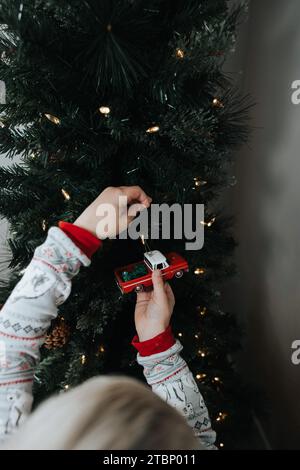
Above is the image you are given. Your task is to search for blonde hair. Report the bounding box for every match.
[4,376,199,450]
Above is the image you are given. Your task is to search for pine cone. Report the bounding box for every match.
[44,320,70,350]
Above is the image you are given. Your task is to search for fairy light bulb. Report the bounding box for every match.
[219,443,224,448]
[199,307,207,316]
[178,332,183,337]
[193,177,208,188]
[81,354,86,365]
[216,412,228,422]
[42,220,47,231]
[196,373,207,381]
[176,48,185,59]
[99,345,105,353]
[99,106,111,115]
[61,188,71,201]
[44,113,61,125]
[146,125,160,134]
[201,217,216,227]
[194,267,205,275]
[212,97,224,108]
[64,384,69,390]
[207,217,216,227]
[198,350,206,358]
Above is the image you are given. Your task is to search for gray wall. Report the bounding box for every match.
[229,0,300,449]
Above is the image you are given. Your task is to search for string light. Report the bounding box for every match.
[61,188,71,201]
[194,334,199,339]
[198,350,206,358]
[194,268,205,275]
[194,176,207,186]
[193,177,208,189]
[99,345,105,353]
[196,373,207,381]
[146,125,160,134]
[219,443,224,448]
[44,113,61,125]
[216,412,228,422]
[81,354,86,365]
[64,384,69,390]
[212,97,224,108]
[42,220,47,231]
[176,48,185,59]
[99,106,111,115]
[18,2,24,21]
[198,307,207,316]
[178,332,183,338]
[201,217,216,227]
[213,376,222,384]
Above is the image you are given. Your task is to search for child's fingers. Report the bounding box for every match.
[120,186,152,208]
[152,270,167,300]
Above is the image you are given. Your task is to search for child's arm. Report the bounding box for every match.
[133,271,217,450]
[133,334,217,450]
[0,227,92,441]
[0,185,151,442]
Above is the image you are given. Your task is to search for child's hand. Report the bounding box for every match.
[74,186,152,238]
[134,270,175,342]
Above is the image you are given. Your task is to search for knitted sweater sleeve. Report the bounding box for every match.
[136,340,217,450]
[0,227,90,443]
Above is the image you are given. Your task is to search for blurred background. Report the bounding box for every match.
[1,0,300,449]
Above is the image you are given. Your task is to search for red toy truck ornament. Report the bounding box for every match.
[114,250,189,294]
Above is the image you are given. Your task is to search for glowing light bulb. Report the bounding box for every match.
[201,217,216,227]
[146,125,160,134]
[99,106,111,115]
[176,48,185,58]
[196,373,207,380]
[61,188,71,201]
[194,268,205,275]
[44,113,61,125]
[212,98,224,108]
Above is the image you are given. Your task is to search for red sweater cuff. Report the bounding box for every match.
[132,326,175,357]
[58,221,102,259]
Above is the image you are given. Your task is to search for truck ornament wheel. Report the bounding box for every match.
[135,285,144,293]
[175,270,183,278]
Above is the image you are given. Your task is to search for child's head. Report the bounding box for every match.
[4,376,199,450]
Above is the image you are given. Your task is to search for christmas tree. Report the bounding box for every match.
[0,0,255,449]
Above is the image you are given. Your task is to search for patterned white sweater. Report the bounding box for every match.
[0,227,216,449]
